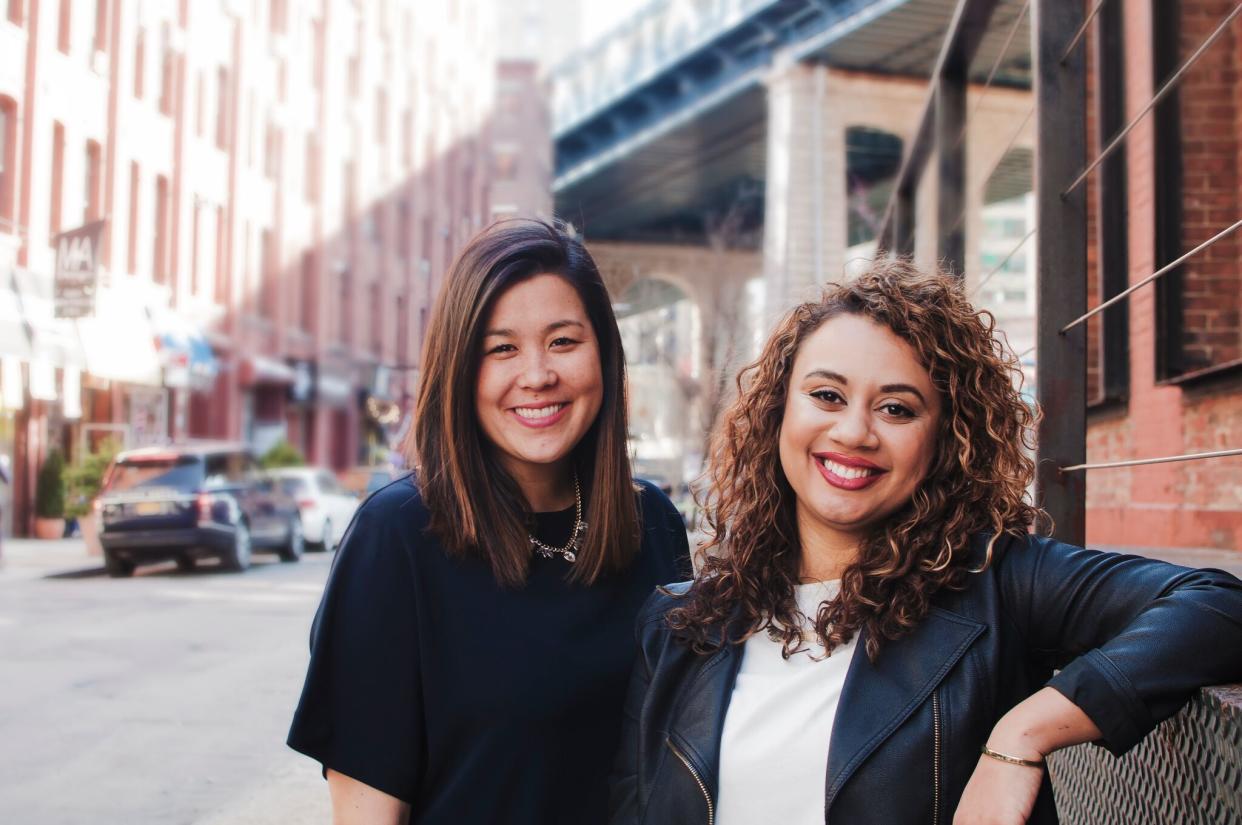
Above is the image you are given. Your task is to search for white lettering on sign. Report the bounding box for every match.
[57,235,97,272]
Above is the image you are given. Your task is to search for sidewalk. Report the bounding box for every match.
[0,537,103,583]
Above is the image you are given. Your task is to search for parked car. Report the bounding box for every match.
[267,467,360,551]
[97,443,304,577]
[339,465,402,499]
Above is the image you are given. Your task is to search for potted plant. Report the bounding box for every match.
[34,449,66,539]
[260,439,306,469]
[65,438,121,555]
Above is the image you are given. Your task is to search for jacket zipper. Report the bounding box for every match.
[932,691,942,825]
[667,737,714,825]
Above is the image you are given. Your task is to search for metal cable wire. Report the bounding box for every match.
[970,227,1036,297]
[1060,217,1242,332]
[954,0,1031,152]
[1062,2,1242,198]
[1061,447,1242,472]
[1059,0,1112,64]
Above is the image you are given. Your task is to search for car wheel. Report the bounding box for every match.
[175,556,196,572]
[104,550,135,578]
[222,521,252,572]
[279,517,304,563]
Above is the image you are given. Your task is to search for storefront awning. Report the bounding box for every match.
[241,354,297,386]
[0,273,33,361]
[74,284,162,386]
[9,267,84,368]
[152,310,219,390]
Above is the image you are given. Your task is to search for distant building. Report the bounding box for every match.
[0,0,496,537]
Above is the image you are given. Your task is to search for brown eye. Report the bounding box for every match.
[880,403,914,418]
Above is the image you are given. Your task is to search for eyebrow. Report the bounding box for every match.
[804,369,927,404]
[483,320,586,338]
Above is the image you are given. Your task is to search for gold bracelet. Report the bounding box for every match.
[980,745,1045,769]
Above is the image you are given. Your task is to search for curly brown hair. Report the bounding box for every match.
[665,259,1044,661]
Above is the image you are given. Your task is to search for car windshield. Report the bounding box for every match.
[104,455,204,493]
[280,477,309,496]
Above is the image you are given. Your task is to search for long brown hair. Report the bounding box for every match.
[666,259,1043,660]
[409,219,639,587]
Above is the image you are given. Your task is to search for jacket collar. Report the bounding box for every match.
[664,604,985,807]
[825,605,985,809]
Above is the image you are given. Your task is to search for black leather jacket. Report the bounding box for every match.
[609,534,1242,824]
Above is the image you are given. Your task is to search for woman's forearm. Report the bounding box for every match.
[986,686,1104,760]
[327,769,411,825]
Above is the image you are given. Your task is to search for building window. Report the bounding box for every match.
[397,199,410,260]
[264,122,280,180]
[84,140,101,221]
[339,268,353,345]
[305,135,318,201]
[49,122,65,237]
[270,0,286,35]
[215,67,229,150]
[241,221,252,313]
[195,72,204,137]
[1086,0,1129,404]
[127,162,139,274]
[260,228,275,318]
[158,24,175,116]
[369,281,381,353]
[342,160,355,227]
[300,250,315,332]
[57,0,70,53]
[93,0,107,52]
[402,107,413,168]
[134,28,145,98]
[375,90,387,142]
[369,204,383,247]
[311,19,324,90]
[0,98,15,228]
[1153,0,1242,380]
[214,204,228,304]
[397,294,408,363]
[190,201,201,296]
[153,175,169,284]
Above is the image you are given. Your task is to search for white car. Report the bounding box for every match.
[269,467,360,551]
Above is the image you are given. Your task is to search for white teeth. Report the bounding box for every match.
[820,458,877,480]
[514,404,566,420]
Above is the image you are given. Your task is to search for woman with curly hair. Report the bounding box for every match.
[610,260,1242,825]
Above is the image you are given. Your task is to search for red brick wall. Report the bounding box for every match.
[1084,0,1242,553]
[1175,0,1241,372]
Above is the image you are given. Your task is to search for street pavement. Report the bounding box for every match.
[0,539,334,824]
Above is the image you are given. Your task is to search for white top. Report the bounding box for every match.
[716,580,858,825]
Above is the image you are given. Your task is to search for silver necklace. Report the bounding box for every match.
[528,474,586,564]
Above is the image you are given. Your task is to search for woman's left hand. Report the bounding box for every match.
[952,753,1043,825]
[953,686,1102,824]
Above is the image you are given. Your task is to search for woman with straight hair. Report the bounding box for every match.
[611,260,1242,825]
[289,219,689,824]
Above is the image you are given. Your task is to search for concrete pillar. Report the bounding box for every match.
[762,60,848,317]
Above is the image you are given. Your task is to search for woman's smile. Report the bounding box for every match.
[509,402,572,428]
[813,451,889,490]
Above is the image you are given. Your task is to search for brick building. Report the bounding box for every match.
[0,0,497,536]
[1082,0,1241,552]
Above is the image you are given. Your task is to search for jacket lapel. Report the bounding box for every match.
[824,606,985,808]
[666,640,744,798]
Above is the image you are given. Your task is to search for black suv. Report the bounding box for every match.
[97,443,304,577]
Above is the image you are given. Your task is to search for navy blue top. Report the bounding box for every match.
[288,474,690,824]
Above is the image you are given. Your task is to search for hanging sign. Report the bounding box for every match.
[54,219,106,319]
